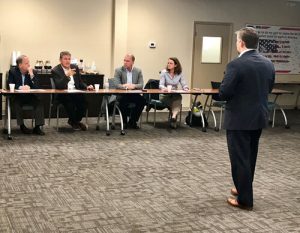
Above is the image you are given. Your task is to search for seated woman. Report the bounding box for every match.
[159,57,189,129]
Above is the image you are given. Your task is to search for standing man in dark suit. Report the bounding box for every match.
[52,51,94,130]
[114,54,146,129]
[8,55,45,135]
[219,27,275,210]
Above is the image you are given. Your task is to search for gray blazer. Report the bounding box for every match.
[113,66,144,89]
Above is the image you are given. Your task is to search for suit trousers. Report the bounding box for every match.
[226,129,262,207]
[13,94,45,126]
[118,94,146,124]
[57,94,87,124]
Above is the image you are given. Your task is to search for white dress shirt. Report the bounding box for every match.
[126,68,133,84]
[62,65,75,90]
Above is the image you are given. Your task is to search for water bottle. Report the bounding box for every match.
[78,59,84,74]
[103,77,109,91]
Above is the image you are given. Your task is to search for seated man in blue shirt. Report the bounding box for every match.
[8,55,45,135]
[114,54,146,129]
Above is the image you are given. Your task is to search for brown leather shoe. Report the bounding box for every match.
[78,122,87,131]
[33,126,45,136]
[20,124,32,134]
[170,117,177,129]
[68,120,80,130]
[72,123,81,130]
[227,197,253,211]
[128,122,140,129]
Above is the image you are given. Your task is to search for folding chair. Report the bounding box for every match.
[268,101,289,128]
[96,78,125,136]
[206,81,226,131]
[144,79,182,127]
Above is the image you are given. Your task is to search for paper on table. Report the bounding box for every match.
[172,90,187,93]
[126,90,142,93]
[26,89,47,92]
[15,89,47,92]
[64,89,85,93]
[15,89,30,92]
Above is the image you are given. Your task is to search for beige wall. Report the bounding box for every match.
[127,0,300,107]
[0,0,112,76]
[1,0,299,108]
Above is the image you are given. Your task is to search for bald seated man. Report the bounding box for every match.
[8,55,45,135]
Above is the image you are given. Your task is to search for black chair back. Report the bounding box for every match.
[143,79,160,102]
[49,77,61,105]
[50,77,56,89]
[211,81,222,101]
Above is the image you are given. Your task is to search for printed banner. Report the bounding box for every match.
[246,24,300,74]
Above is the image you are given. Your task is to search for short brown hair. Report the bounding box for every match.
[60,51,71,59]
[166,57,182,75]
[126,54,135,62]
[16,55,27,66]
[236,27,259,49]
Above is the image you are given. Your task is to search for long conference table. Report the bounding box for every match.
[275,81,300,109]
[0,88,293,139]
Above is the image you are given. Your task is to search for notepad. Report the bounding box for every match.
[27,89,47,92]
[15,89,47,92]
[127,90,142,93]
[64,90,85,93]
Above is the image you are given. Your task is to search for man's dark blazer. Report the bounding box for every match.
[8,67,39,89]
[51,64,87,90]
[219,50,275,130]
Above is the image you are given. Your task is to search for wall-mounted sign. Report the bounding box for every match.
[247,24,300,74]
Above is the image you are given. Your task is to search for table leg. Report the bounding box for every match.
[189,94,199,126]
[105,96,110,136]
[295,89,300,110]
[7,96,12,140]
[115,105,125,135]
[190,94,207,132]
[202,94,210,112]
[271,94,290,129]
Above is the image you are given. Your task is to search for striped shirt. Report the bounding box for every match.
[159,71,188,90]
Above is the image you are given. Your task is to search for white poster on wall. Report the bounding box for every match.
[246,24,300,74]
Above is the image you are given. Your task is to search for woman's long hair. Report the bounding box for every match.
[166,57,182,75]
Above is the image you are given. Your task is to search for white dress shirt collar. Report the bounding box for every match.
[61,65,75,90]
[238,49,256,57]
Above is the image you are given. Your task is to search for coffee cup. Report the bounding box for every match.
[167,85,172,92]
[94,84,100,92]
[9,83,15,91]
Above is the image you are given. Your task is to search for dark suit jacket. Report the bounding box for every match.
[219,50,275,130]
[51,64,87,90]
[113,66,144,89]
[8,67,39,89]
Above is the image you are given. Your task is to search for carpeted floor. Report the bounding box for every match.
[0,110,299,232]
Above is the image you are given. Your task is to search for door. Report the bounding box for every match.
[192,22,233,93]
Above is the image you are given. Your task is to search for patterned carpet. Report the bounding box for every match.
[0,110,299,232]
